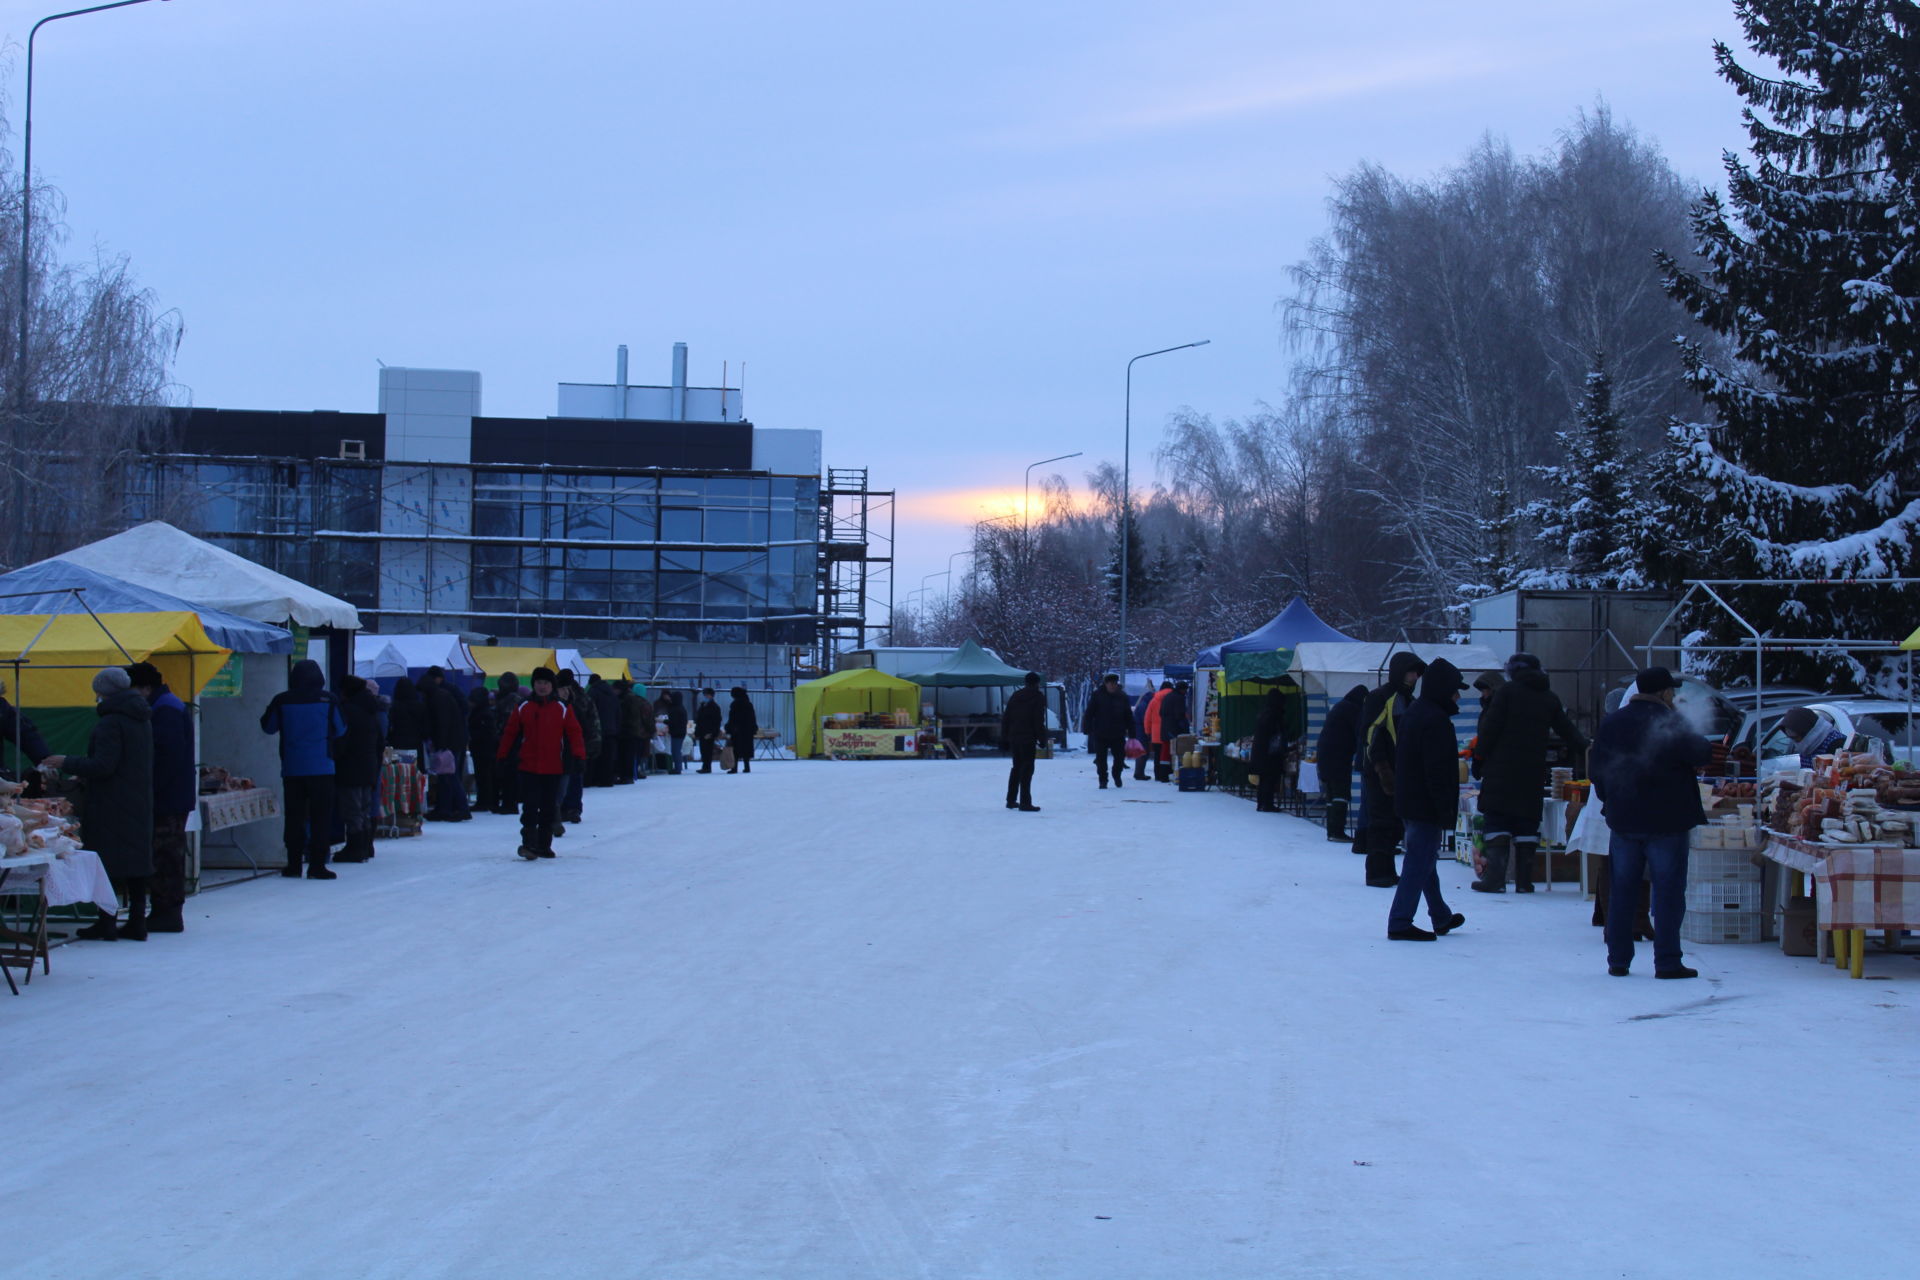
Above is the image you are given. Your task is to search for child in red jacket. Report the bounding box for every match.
[497,667,585,859]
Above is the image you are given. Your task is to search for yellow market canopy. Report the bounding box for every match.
[1901,626,1920,651]
[468,645,559,680]
[583,657,630,682]
[794,668,921,758]
[0,611,232,707]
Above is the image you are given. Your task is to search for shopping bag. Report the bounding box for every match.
[1124,737,1146,759]
[429,749,457,776]
[720,745,737,771]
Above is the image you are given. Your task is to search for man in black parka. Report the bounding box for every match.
[1002,671,1048,811]
[45,668,154,940]
[1387,658,1467,941]
[1079,673,1135,790]
[1356,652,1427,888]
[1470,654,1587,894]
[1316,684,1367,841]
[335,675,386,862]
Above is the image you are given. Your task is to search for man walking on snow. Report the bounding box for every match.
[497,667,585,860]
[1002,671,1048,811]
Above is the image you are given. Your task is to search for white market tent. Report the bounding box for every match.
[50,521,361,630]
[553,647,592,678]
[356,632,477,676]
[1288,641,1507,699]
[353,640,410,681]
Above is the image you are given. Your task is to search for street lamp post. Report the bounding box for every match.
[1023,451,1082,542]
[946,548,975,608]
[1119,341,1208,676]
[13,0,170,561]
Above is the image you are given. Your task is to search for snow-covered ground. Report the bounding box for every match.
[7,758,1914,1279]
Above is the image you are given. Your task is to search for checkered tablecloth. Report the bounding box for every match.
[1761,834,1920,930]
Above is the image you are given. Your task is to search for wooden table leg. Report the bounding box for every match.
[1833,928,1848,970]
[1849,927,1866,979]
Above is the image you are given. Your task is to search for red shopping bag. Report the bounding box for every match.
[1124,738,1146,760]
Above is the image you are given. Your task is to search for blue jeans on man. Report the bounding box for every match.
[1389,820,1453,931]
[1605,831,1690,972]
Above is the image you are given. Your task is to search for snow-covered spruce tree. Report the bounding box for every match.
[1523,354,1644,588]
[1458,480,1523,611]
[1654,0,1919,689]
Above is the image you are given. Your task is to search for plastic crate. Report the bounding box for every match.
[1685,879,1763,914]
[1176,768,1207,792]
[1682,908,1764,944]
[1688,848,1764,883]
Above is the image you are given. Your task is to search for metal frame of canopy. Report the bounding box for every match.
[0,587,135,779]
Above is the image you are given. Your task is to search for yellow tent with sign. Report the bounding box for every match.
[794,668,921,759]
[583,657,630,682]
[0,611,232,708]
[468,646,559,683]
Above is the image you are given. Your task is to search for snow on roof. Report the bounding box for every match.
[50,522,360,630]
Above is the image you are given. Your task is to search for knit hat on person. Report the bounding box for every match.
[1025,671,1042,685]
[530,666,557,686]
[1635,667,1680,695]
[93,667,132,696]
[1506,652,1543,675]
[125,661,164,689]
[1102,673,1120,685]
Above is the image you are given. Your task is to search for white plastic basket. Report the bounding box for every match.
[1681,908,1764,944]
[1687,848,1764,883]
[1685,879,1763,914]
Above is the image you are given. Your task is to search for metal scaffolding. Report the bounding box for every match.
[814,466,894,670]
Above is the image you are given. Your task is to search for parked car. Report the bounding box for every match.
[1738,699,1920,761]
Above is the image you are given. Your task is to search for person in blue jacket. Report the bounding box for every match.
[127,662,195,932]
[1590,667,1710,979]
[260,658,347,880]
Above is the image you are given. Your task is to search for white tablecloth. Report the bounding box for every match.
[0,849,119,915]
[1565,800,1611,856]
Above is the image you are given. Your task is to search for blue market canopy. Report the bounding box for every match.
[1195,598,1356,673]
[0,559,294,655]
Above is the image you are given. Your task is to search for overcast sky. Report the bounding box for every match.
[6,0,1749,600]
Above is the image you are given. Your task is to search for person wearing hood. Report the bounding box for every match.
[43,668,155,940]
[1470,654,1588,895]
[386,676,428,755]
[1158,681,1192,782]
[619,681,654,781]
[694,688,723,773]
[1779,706,1846,766]
[1001,671,1048,811]
[497,667,585,859]
[1250,685,1299,813]
[490,673,527,814]
[260,658,348,879]
[1315,684,1368,842]
[725,687,759,774]
[554,670,599,826]
[587,674,622,787]
[1080,673,1136,790]
[334,675,386,863]
[1356,652,1427,887]
[421,666,472,822]
[1387,659,1468,941]
[663,690,690,775]
[126,662,194,931]
[468,685,502,813]
[1130,684,1158,781]
[0,674,51,778]
[1590,667,1710,979]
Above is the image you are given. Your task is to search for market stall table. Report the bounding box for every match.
[0,848,118,993]
[1759,833,1920,978]
[198,786,282,875]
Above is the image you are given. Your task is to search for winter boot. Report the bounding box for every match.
[518,844,540,860]
[1513,839,1538,892]
[1387,926,1437,941]
[306,864,338,880]
[1324,798,1348,842]
[119,885,149,941]
[334,834,370,863]
[280,856,304,878]
[75,912,120,941]
[1472,835,1512,893]
[146,902,185,933]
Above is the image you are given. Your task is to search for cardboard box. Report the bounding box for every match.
[1780,897,1819,957]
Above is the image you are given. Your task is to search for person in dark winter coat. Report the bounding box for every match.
[663,690,690,774]
[421,666,472,821]
[0,676,51,777]
[693,688,723,773]
[1080,673,1135,789]
[724,687,759,774]
[1130,685,1158,780]
[554,671,598,825]
[1315,684,1367,841]
[1250,685,1299,813]
[334,675,386,863]
[1001,671,1048,811]
[1387,659,1467,941]
[491,673,527,813]
[125,662,194,932]
[1155,682,1191,782]
[386,676,428,754]
[1471,654,1588,894]
[618,682,654,780]
[45,668,155,940]
[1356,652,1427,887]
[587,675,622,787]
[1590,667,1711,979]
[260,658,347,879]
[468,685,501,813]
[496,667,585,859]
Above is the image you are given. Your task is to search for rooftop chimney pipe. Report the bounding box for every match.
[615,344,629,420]
[671,342,688,421]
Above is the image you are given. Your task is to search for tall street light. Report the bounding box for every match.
[946,548,975,608]
[1023,451,1082,540]
[1119,340,1208,677]
[13,0,170,560]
